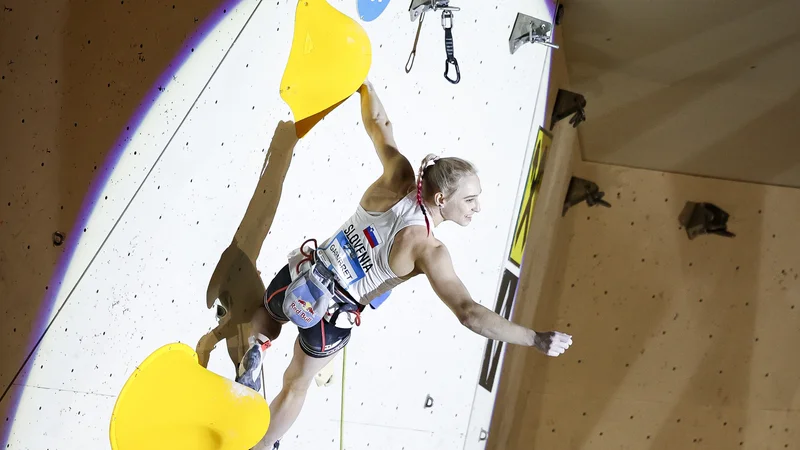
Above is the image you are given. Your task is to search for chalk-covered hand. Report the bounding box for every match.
[533,331,573,357]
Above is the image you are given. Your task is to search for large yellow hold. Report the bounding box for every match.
[109,343,270,450]
[280,0,372,138]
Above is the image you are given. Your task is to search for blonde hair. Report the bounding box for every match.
[416,153,477,234]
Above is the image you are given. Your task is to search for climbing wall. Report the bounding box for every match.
[487,160,800,449]
[0,0,560,448]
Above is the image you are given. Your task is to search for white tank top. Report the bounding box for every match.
[312,190,428,305]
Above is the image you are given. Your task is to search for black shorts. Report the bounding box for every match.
[264,264,352,358]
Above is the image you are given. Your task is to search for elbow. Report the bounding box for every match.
[364,119,388,142]
[371,115,390,128]
[458,302,479,331]
[370,118,393,139]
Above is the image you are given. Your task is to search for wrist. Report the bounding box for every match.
[526,329,539,347]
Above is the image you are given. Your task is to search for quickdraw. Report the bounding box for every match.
[405,0,461,84]
[441,10,459,84]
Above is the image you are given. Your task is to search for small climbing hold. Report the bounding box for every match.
[551,88,586,128]
[678,201,735,240]
[562,177,611,216]
[52,231,65,246]
[357,0,392,22]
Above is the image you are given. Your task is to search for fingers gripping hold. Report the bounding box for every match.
[534,331,573,357]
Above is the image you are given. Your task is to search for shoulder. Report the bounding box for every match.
[378,153,417,196]
[397,225,451,270]
[385,152,417,184]
[360,171,417,212]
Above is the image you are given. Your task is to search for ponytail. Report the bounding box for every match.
[416,154,439,236]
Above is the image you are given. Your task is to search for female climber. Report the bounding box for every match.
[236,81,573,449]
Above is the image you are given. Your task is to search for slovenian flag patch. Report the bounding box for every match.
[363,225,381,248]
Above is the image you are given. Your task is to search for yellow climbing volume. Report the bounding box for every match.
[109,343,270,450]
[280,0,372,137]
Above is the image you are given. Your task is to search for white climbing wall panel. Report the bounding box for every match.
[0,0,556,448]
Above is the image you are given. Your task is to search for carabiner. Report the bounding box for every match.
[444,57,460,84]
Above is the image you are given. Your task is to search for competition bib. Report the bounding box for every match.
[319,223,378,287]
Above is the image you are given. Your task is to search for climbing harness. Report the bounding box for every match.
[281,238,364,348]
[405,0,461,84]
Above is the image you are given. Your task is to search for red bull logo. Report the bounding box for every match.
[297,299,315,315]
[289,298,315,323]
